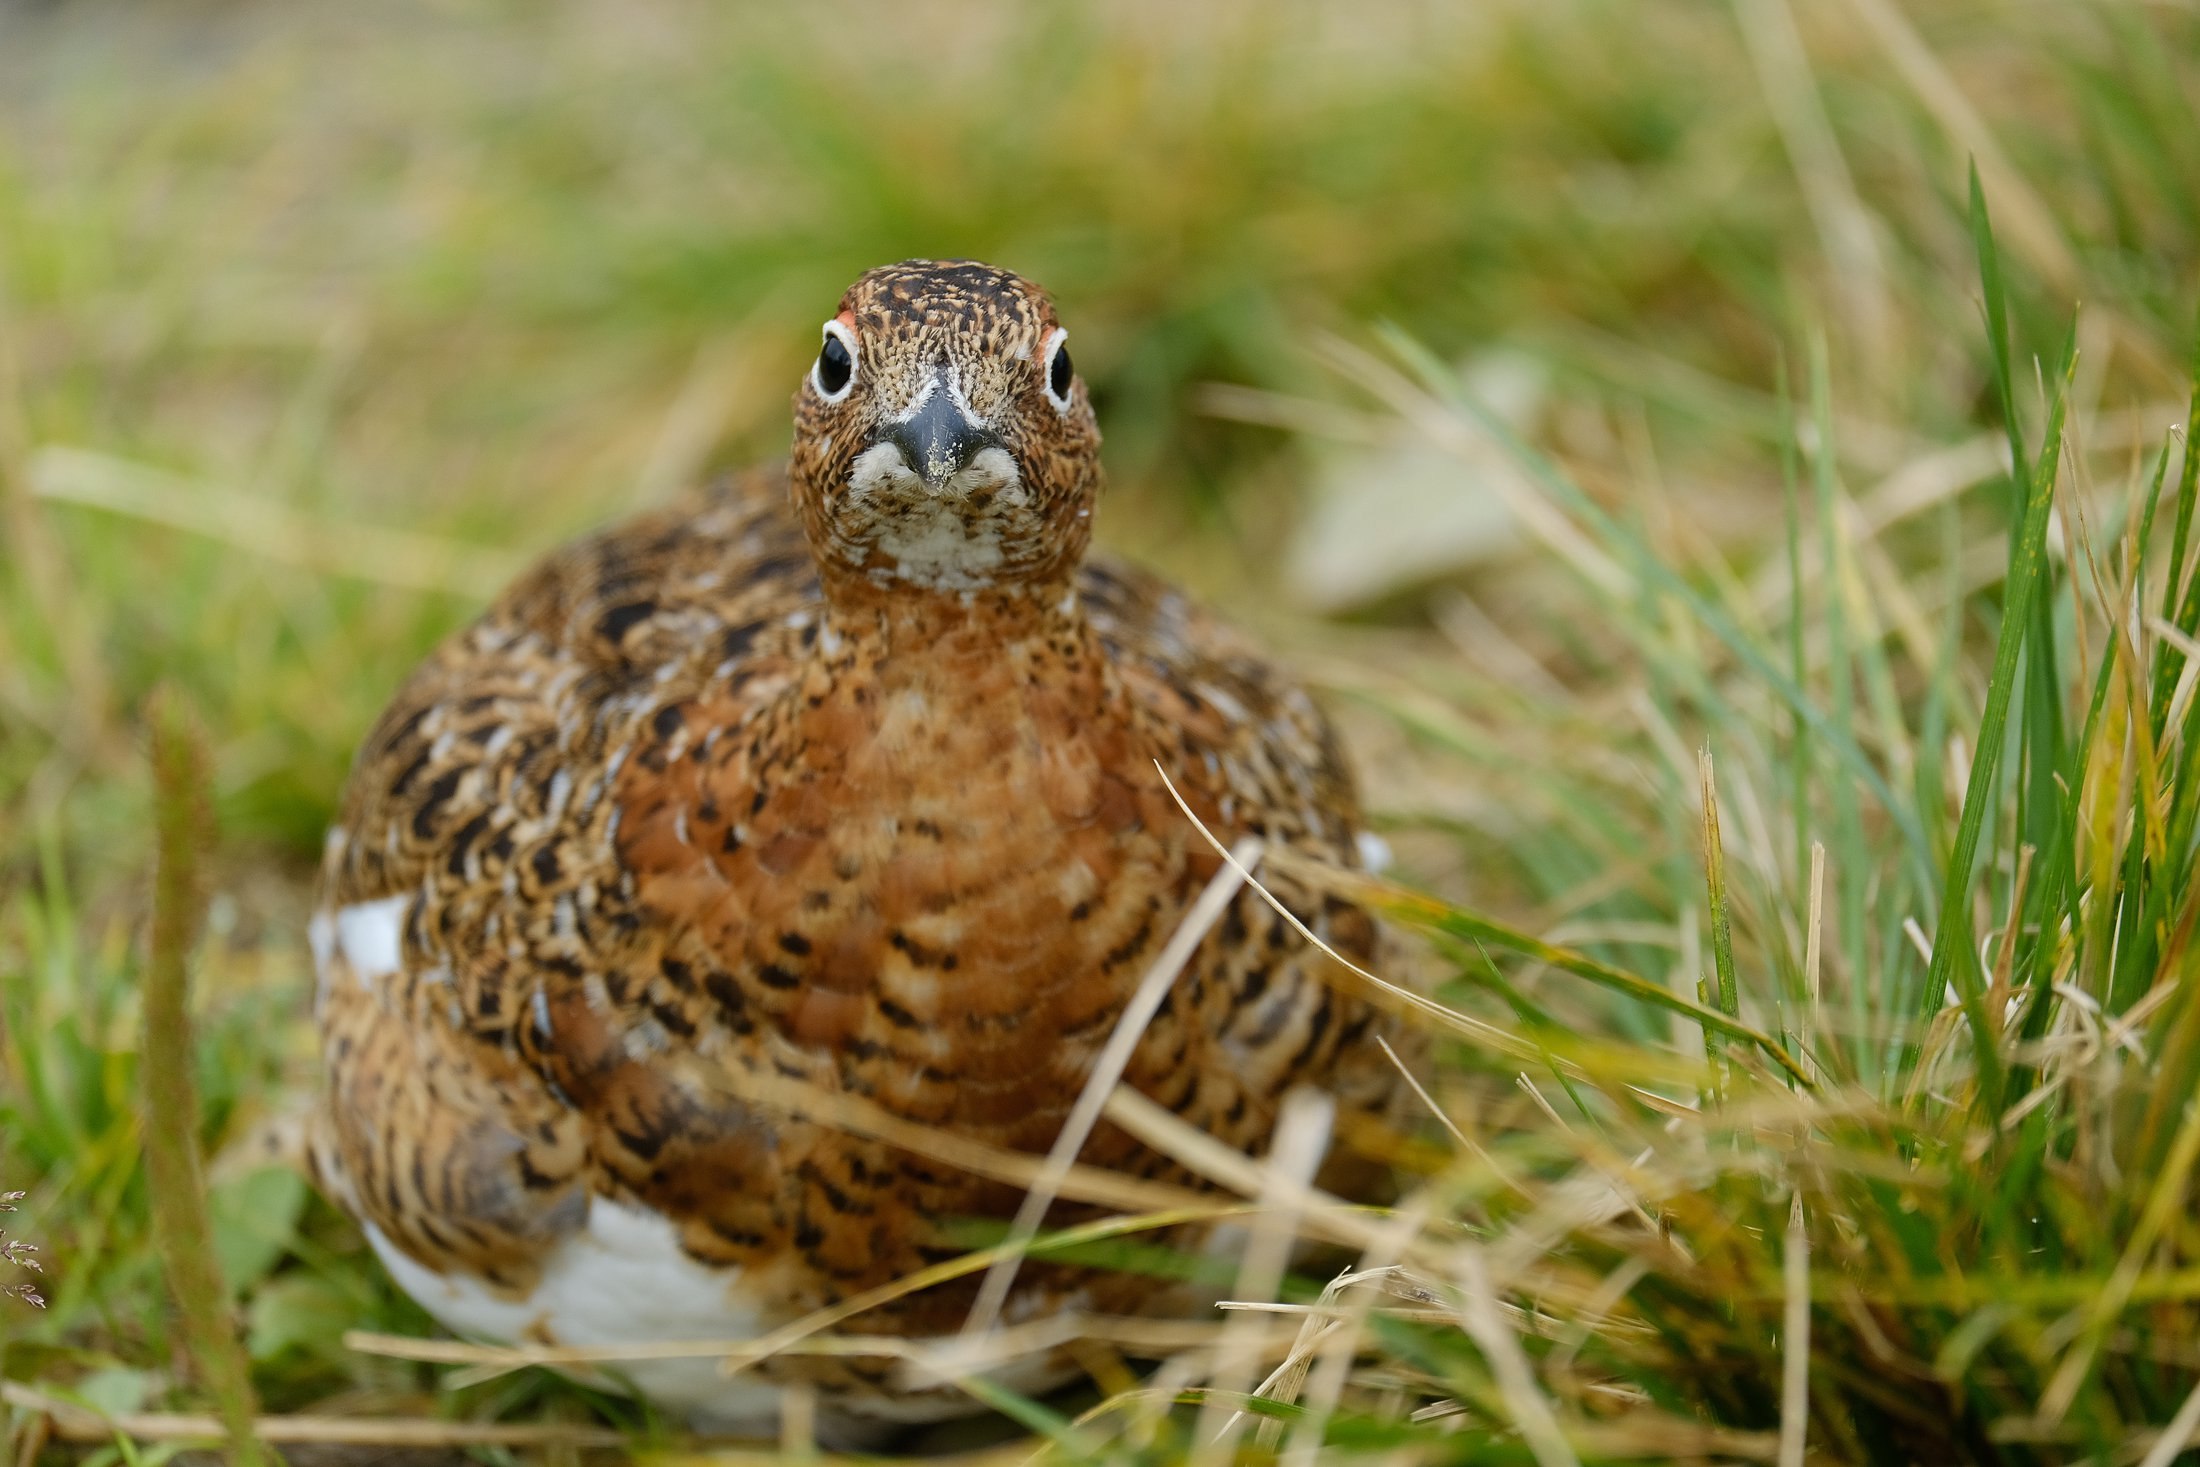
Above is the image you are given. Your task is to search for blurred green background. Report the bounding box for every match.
[3,0,2194,864]
[0,0,2195,1430]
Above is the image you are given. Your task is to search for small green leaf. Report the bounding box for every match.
[245,1273,353,1361]
[207,1166,307,1295]
[66,1366,156,1417]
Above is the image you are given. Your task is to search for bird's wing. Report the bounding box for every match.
[1078,554,1366,868]
[312,473,822,1288]
[1075,555,1399,1155]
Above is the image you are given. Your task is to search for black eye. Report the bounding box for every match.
[1048,341,1074,401]
[814,331,853,398]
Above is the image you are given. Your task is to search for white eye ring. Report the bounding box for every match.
[1041,328,1073,412]
[812,319,859,403]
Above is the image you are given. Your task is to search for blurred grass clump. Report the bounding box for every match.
[2,0,2200,1461]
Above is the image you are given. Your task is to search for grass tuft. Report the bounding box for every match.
[1283,203,2200,1461]
[143,692,267,1467]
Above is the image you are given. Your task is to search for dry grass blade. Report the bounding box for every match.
[1732,0,1890,378]
[897,1314,1278,1374]
[345,1203,1253,1374]
[1377,1034,1469,1152]
[714,1068,1210,1216]
[2151,615,2200,732]
[1194,1087,1333,1464]
[1310,331,1633,595]
[143,692,267,1467]
[29,445,523,597]
[1780,1194,1811,1467]
[2136,1375,2200,1467]
[1457,1247,1581,1467]
[657,1447,1038,1467]
[1100,1087,1393,1258]
[349,1313,1256,1376]
[1803,842,1826,1074]
[2040,1095,2200,1422]
[960,833,1262,1340]
[1278,1211,1437,1466]
[704,1201,1232,1375]
[1153,764,1590,1074]
[780,1381,816,1464]
[1838,0,2074,295]
[1375,1033,1531,1206]
[0,1383,626,1449]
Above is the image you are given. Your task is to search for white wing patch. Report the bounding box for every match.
[365,1193,1080,1433]
[364,1196,784,1430]
[310,894,412,1006]
[1356,831,1393,874]
[338,896,410,984]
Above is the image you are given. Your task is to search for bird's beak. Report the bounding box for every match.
[877,371,1003,494]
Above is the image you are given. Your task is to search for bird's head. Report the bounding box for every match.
[789,260,1101,597]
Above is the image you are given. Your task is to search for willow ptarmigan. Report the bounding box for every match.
[309,259,1401,1433]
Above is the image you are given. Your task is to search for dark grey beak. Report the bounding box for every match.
[879,372,1003,493]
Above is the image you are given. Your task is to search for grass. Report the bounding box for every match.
[0,1190,42,1312]
[1312,215,2200,1462]
[2,0,2199,1461]
[141,694,265,1467]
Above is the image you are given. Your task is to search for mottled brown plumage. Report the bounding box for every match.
[310,260,1401,1432]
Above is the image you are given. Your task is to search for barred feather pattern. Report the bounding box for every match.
[311,262,1402,1426]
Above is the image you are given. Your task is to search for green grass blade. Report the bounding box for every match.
[1698,747,1741,1027]
[2155,306,2200,714]
[143,693,267,1467]
[1377,325,1936,885]
[1918,341,2074,1105]
[1371,886,1812,1087]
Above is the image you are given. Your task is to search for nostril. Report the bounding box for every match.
[879,378,1002,493]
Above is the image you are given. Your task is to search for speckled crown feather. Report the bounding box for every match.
[790,260,1102,596]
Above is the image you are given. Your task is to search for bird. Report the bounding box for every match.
[308,259,1403,1437]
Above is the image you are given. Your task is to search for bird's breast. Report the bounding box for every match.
[612,629,1200,1142]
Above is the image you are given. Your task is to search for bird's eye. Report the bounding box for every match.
[1042,329,1073,410]
[813,322,857,402]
